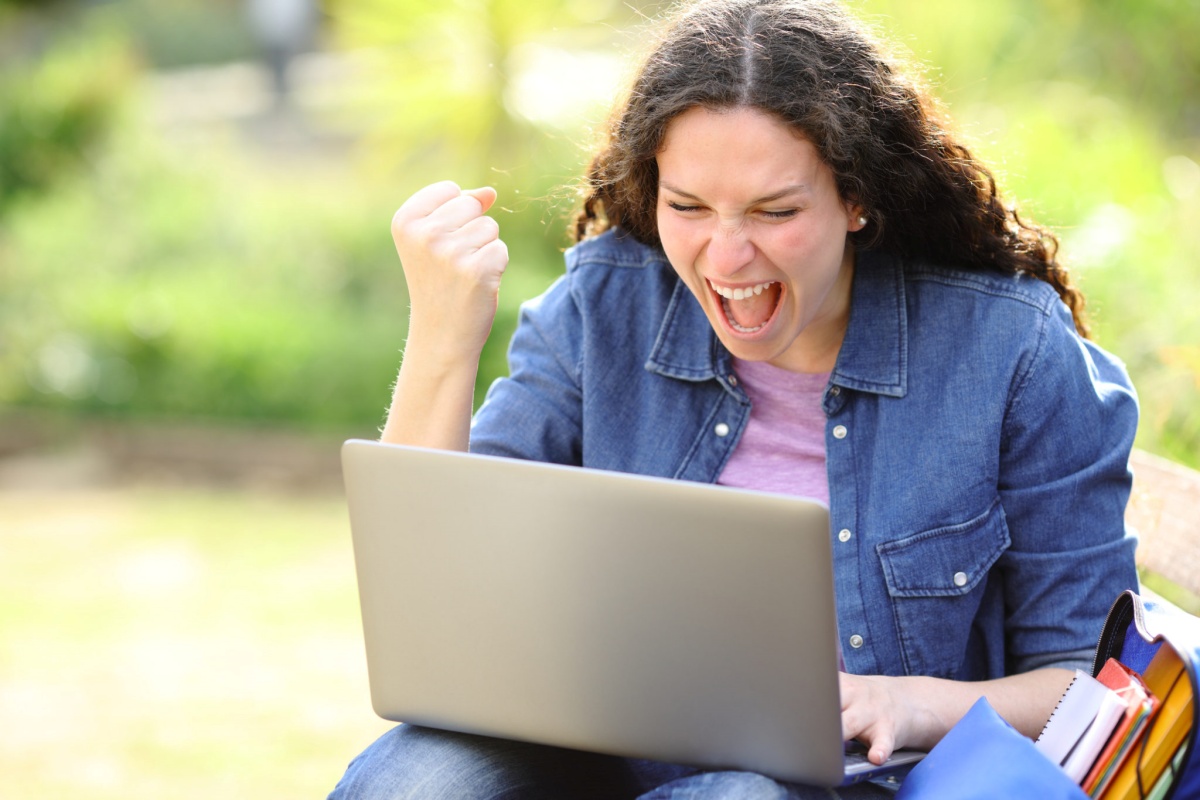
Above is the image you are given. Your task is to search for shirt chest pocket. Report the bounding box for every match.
[875,500,1011,679]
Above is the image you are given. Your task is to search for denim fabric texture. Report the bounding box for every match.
[329,724,899,799]
[330,229,1141,798]
[470,228,1140,682]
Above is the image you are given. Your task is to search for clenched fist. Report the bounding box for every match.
[390,181,510,360]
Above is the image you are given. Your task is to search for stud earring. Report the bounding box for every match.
[857,215,868,227]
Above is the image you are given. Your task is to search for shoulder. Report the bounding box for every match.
[902,260,1063,320]
[895,256,1134,410]
[874,253,1133,398]
[895,257,1073,365]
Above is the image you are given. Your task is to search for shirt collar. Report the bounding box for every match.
[645,248,908,398]
[645,278,730,383]
[832,249,908,398]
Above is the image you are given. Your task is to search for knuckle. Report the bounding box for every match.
[422,180,461,206]
[402,220,435,250]
[491,239,510,263]
[390,207,412,238]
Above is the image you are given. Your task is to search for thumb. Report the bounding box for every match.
[463,186,498,214]
[868,732,894,766]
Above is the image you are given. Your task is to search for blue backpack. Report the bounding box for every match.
[897,591,1199,800]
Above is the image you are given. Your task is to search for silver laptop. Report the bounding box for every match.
[341,439,924,787]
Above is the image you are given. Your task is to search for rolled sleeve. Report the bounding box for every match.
[470,275,585,465]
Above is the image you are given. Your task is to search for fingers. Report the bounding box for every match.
[393,180,462,224]
[457,213,502,252]
[462,186,497,214]
[867,731,895,766]
[839,673,897,765]
[840,676,867,742]
[392,183,498,241]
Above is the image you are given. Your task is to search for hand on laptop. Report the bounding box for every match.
[840,667,1077,766]
[840,672,932,766]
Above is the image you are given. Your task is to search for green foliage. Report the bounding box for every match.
[326,0,641,177]
[0,105,569,432]
[323,0,666,406]
[1,0,1197,467]
[853,0,1200,467]
[0,31,134,214]
[99,0,261,69]
[1,120,396,430]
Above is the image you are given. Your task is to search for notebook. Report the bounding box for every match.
[341,439,925,787]
[1035,669,1127,778]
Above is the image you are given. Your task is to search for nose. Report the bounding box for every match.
[706,223,755,277]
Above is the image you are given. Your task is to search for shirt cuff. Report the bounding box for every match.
[1013,647,1096,674]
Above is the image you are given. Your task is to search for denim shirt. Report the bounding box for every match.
[470,229,1140,682]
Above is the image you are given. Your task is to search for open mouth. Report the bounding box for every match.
[707,279,782,334]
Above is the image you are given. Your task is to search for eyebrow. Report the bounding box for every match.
[658,181,812,205]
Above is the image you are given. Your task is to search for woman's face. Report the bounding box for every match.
[655,106,864,373]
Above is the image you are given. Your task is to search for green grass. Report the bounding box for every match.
[0,486,391,799]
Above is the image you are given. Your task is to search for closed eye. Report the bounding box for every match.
[761,209,798,220]
[666,200,703,213]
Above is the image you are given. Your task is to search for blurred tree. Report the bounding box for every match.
[859,0,1200,136]
[0,0,1193,462]
[326,0,670,404]
[327,0,665,216]
[330,0,1200,459]
[0,1,133,216]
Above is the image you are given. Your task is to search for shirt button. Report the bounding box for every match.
[728,374,739,387]
[714,422,730,438]
[953,571,968,587]
[829,386,841,396]
[832,425,848,439]
[849,634,864,649]
[837,528,852,543]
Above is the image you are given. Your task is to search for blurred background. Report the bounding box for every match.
[1,0,1196,796]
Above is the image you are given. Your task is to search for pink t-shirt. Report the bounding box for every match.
[718,358,840,668]
[717,358,830,506]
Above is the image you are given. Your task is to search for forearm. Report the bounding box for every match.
[843,666,1076,764]
[903,667,1075,750]
[380,331,480,451]
[380,181,507,450]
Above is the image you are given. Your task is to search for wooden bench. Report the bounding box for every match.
[1127,449,1200,609]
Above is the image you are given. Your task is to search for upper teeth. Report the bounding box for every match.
[709,280,773,300]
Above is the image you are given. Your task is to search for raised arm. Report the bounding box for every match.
[380,181,509,451]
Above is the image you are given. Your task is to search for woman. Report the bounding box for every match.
[331,0,1139,797]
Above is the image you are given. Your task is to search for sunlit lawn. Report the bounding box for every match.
[0,485,392,799]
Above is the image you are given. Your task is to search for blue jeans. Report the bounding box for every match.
[328,724,898,799]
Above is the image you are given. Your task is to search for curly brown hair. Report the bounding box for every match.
[573,0,1089,335]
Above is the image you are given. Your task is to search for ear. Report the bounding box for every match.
[845,201,868,232]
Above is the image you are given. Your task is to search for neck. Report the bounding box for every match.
[768,244,855,373]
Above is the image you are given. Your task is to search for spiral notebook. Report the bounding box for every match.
[1035,669,1126,778]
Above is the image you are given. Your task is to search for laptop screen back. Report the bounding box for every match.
[342,440,846,786]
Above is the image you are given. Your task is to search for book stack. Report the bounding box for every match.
[1034,646,1194,799]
